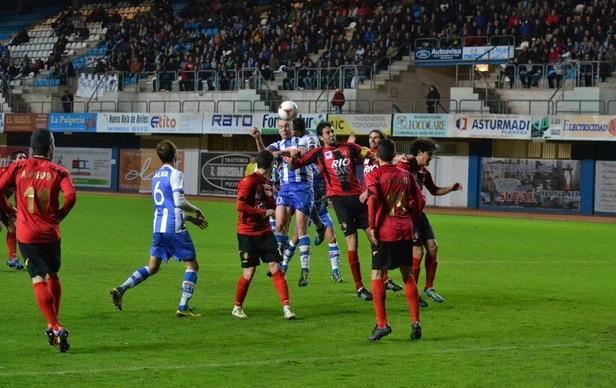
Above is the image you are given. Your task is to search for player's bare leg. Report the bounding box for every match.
[424,239,444,303]
[412,245,429,308]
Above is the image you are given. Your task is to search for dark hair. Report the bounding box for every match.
[369,129,385,139]
[256,150,274,169]
[409,138,437,156]
[316,121,333,136]
[156,139,177,163]
[291,118,306,134]
[30,129,54,156]
[9,150,26,161]
[377,138,396,162]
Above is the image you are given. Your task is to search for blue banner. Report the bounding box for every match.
[415,47,462,61]
[49,113,98,132]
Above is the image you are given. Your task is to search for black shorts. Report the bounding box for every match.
[413,212,435,246]
[372,240,412,270]
[330,195,368,236]
[237,233,282,268]
[18,241,61,278]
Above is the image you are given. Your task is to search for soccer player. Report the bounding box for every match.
[359,129,404,293]
[250,119,314,287]
[110,140,207,317]
[233,150,296,320]
[364,138,424,341]
[2,150,27,270]
[290,121,373,301]
[398,138,463,305]
[0,129,76,352]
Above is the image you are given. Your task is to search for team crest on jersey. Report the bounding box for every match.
[324,151,333,159]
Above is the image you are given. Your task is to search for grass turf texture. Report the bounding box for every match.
[0,193,615,387]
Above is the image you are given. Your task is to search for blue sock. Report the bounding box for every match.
[298,235,310,270]
[283,240,297,266]
[329,242,340,272]
[118,267,151,294]
[178,269,198,311]
[275,233,289,251]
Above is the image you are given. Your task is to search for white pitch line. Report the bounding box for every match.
[0,341,612,378]
[447,260,616,264]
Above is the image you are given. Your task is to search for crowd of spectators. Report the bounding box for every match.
[2,0,616,92]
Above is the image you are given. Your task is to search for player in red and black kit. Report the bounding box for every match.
[397,138,463,306]
[233,150,296,320]
[0,129,76,352]
[2,150,27,270]
[365,138,425,341]
[290,121,374,301]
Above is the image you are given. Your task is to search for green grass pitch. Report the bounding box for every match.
[0,193,615,387]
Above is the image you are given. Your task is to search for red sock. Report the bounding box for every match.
[348,250,363,289]
[234,276,251,307]
[272,270,289,306]
[46,276,62,315]
[425,255,438,289]
[6,231,16,258]
[412,257,422,284]
[403,276,420,323]
[371,279,387,327]
[33,282,60,330]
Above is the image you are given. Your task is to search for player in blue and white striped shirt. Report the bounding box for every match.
[251,119,314,287]
[110,140,207,317]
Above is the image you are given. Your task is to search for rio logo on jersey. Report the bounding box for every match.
[331,157,351,176]
[150,115,177,129]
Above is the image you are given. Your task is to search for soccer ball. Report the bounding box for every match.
[278,100,298,120]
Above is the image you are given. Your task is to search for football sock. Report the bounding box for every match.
[274,233,288,252]
[6,231,16,258]
[46,275,62,315]
[282,240,297,266]
[118,266,151,294]
[412,257,422,284]
[269,217,276,231]
[33,282,60,330]
[371,279,387,327]
[234,276,251,307]
[425,254,438,289]
[309,206,325,231]
[403,276,420,323]
[328,243,340,271]
[347,250,363,289]
[272,270,290,306]
[178,269,197,311]
[298,235,310,270]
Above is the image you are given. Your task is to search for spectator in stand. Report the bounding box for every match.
[331,88,345,113]
[61,90,73,113]
[426,85,440,113]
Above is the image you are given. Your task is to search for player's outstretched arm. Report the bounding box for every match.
[250,127,266,152]
[434,182,463,196]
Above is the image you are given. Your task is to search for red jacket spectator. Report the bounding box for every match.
[545,10,560,27]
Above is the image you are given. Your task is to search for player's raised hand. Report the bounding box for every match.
[250,127,261,138]
[347,133,356,143]
[452,182,463,191]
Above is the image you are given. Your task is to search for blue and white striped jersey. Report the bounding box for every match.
[267,136,315,186]
[151,165,186,233]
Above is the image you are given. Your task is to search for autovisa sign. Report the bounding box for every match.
[415,48,462,61]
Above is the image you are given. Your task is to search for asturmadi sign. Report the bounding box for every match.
[258,113,327,135]
[392,114,451,137]
[97,113,203,133]
[327,114,391,136]
[52,147,113,188]
[449,114,531,139]
[119,149,185,192]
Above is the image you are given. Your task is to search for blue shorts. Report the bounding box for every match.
[276,184,313,215]
[318,208,334,228]
[150,231,197,262]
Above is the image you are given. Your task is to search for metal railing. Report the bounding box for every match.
[415,35,515,49]
[3,97,616,115]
